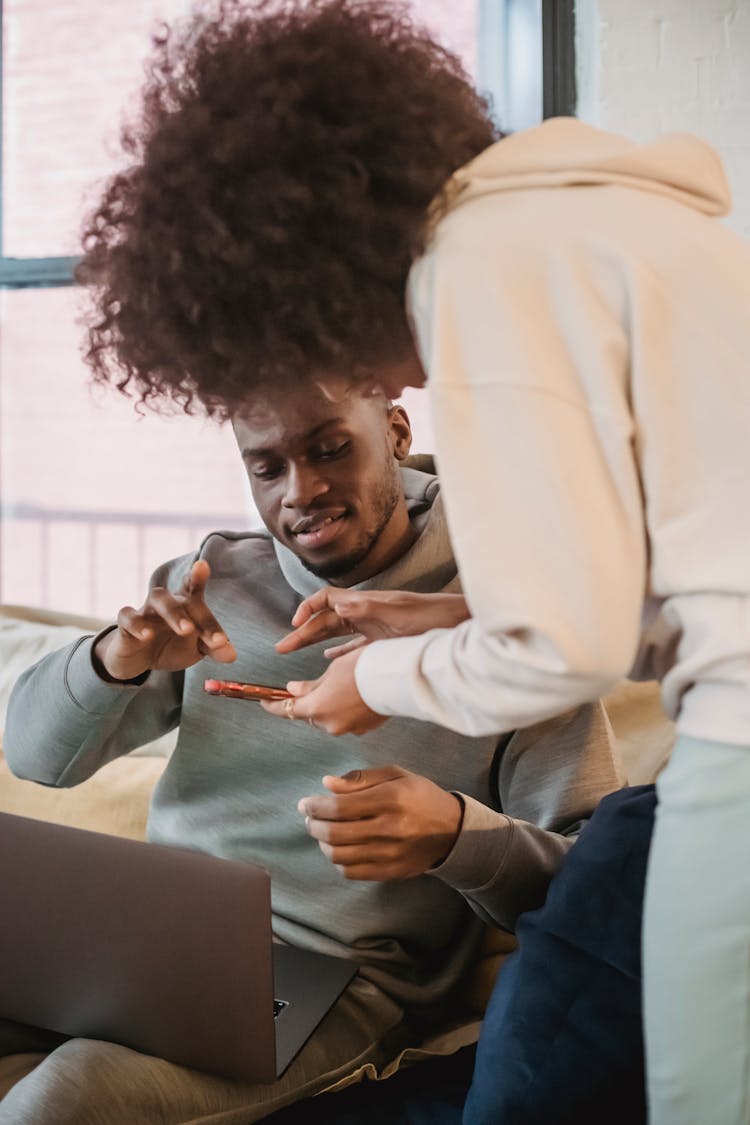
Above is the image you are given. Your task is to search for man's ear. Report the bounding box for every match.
[387,405,413,462]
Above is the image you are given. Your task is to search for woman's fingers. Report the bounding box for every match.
[281,589,381,652]
[281,591,470,659]
[323,635,368,659]
[261,651,384,736]
[290,588,332,627]
[276,608,352,653]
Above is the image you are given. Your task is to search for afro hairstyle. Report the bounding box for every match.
[77,0,498,417]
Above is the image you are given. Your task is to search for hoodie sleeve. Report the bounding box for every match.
[3,554,194,787]
[429,701,624,931]
[355,200,647,737]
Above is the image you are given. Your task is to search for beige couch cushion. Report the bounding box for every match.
[0,750,165,840]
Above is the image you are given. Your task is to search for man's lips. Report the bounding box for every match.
[289,509,348,549]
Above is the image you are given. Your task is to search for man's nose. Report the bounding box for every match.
[281,463,329,508]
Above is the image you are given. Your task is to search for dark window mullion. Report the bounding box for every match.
[0,257,79,289]
[542,0,577,118]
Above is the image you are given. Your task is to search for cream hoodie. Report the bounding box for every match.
[356,118,750,745]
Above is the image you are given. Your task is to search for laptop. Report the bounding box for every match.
[0,811,357,1082]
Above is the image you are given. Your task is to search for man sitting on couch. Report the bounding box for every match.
[2,379,622,1125]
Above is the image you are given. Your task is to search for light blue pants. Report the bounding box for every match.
[643,735,750,1125]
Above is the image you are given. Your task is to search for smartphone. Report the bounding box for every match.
[203,678,293,702]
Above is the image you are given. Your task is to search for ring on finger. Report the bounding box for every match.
[336,612,356,636]
[284,696,296,721]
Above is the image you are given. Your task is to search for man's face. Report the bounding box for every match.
[233,380,413,585]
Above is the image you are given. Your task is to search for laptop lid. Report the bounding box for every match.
[0,811,353,1082]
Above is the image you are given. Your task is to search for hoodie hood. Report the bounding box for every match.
[438,117,731,220]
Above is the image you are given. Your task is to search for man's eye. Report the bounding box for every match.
[252,464,284,481]
[316,441,351,461]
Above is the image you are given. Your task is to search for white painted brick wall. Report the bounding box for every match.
[576,0,750,239]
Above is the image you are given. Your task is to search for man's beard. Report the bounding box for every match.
[298,476,401,582]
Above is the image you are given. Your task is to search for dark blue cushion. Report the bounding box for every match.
[464,785,655,1125]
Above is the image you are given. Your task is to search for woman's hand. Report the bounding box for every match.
[275,588,470,659]
[297,765,464,880]
[94,559,236,681]
[261,649,385,736]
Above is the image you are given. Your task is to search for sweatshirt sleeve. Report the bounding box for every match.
[355,212,647,737]
[2,555,195,787]
[430,701,624,931]
[3,633,183,787]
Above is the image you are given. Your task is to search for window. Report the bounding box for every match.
[0,0,555,617]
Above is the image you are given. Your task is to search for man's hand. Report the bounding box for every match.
[297,766,464,880]
[94,559,236,681]
[275,588,470,659]
[261,648,385,736]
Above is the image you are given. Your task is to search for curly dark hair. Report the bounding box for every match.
[77,0,498,417]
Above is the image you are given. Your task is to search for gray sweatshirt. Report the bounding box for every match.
[4,468,622,1012]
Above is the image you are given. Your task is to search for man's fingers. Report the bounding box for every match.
[322,766,405,792]
[298,771,405,819]
[304,816,382,846]
[199,640,237,664]
[315,843,405,882]
[186,603,230,651]
[335,864,400,882]
[297,792,372,821]
[116,606,153,642]
[182,561,232,650]
[143,574,230,652]
[141,588,199,636]
[184,558,211,597]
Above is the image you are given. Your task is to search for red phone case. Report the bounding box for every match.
[203,678,292,701]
